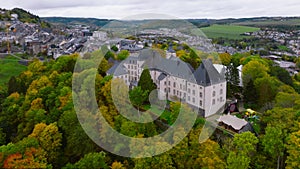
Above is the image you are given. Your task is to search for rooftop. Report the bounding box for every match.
[217,114,248,131]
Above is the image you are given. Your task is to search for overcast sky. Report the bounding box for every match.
[1,0,299,19]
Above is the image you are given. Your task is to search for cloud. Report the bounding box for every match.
[0,0,299,19]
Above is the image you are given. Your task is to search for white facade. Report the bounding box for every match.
[93,31,108,41]
[109,51,227,117]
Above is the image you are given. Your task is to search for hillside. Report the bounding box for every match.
[42,17,113,27]
[189,17,300,30]
[200,24,260,39]
[0,8,50,28]
[42,16,300,30]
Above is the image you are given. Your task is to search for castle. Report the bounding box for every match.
[107,49,226,117]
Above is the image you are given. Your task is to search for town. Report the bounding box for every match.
[0,6,300,169]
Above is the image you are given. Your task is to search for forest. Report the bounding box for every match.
[0,48,299,169]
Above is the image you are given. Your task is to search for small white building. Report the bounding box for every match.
[93,31,108,41]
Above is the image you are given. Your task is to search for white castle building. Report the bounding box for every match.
[107,49,227,117]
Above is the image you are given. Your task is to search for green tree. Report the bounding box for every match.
[7,76,18,95]
[111,45,119,52]
[270,66,293,86]
[138,68,157,99]
[29,123,62,165]
[0,128,6,146]
[242,60,269,86]
[243,78,258,107]
[58,110,99,163]
[227,132,258,169]
[129,86,148,113]
[262,125,285,169]
[275,91,300,109]
[254,76,281,108]
[104,50,115,60]
[117,50,129,60]
[63,152,108,169]
[286,129,300,169]
[219,52,232,66]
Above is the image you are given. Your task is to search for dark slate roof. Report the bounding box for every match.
[167,46,176,53]
[194,60,226,86]
[107,61,128,76]
[107,49,225,86]
[107,57,117,64]
[139,49,195,82]
[158,73,167,81]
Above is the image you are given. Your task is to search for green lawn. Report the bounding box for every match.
[234,18,300,27]
[143,104,172,122]
[200,24,260,39]
[0,57,26,85]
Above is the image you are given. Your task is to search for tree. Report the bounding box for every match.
[262,108,296,134]
[133,143,175,169]
[195,139,226,169]
[270,66,293,86]
[0,137,50,168]
[0,128,6,146]
[219,52,232,66]
[104,50,115,60]
[117,50,129,60]
[243,78,258,107]
[138,68,157,99]
[7,76,18,95]
[111,45,119,52]
[286,129,300,169]
[227,152,250,169]
[262,125,285,169]
[58,110,99,163]
[63,152,108,169]
[129,86,148,113]
[227,132,258,169]
[111,161,126,169]
[254,76,281,108]
[226,63,240,97]
[242,60,269,86]
[3,147,49,169]
[275,91,300,109]
[29,123,62,165]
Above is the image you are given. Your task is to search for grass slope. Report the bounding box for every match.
[0,56,26,85]
[200,24,260,39]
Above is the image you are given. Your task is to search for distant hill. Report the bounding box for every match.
[42,16,300,30]
[42,17,113,27]
[188,17,300,30]
[0,8,51,28]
